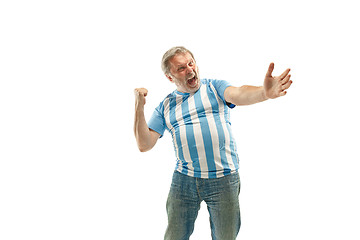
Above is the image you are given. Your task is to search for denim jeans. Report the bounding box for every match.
[164,171,241,240]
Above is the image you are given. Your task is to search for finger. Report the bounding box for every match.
[279,68,291,79]
[134,88,148,97]
[282,80,293,91]
[280,74,291,85]
[142,88,148,96]
[266,62,275,77]
[279,91,287,97]
[281,75,293,89]
[142,90,148,97]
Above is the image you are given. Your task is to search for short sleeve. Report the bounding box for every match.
[148,102,166,138]
[209,79,236,108]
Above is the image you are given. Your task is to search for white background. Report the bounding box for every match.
[1,0,359,239]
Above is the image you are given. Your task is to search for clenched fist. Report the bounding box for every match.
[134,88,148,108]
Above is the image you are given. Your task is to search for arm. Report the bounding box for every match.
[224,85,268,106]
[224,63,293,106]
[134,88,160,152]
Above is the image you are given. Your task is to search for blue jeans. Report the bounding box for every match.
[165,171,241,240]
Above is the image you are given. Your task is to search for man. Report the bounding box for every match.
[134,46,293,240]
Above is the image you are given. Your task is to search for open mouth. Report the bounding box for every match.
[187,76,197,87]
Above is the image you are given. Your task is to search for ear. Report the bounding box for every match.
[166,74,173,82]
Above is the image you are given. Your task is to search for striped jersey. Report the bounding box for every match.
[148,79,239,178]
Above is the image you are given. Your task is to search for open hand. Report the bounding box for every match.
[264,63,293,99]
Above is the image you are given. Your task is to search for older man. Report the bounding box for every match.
[134,46,292,240]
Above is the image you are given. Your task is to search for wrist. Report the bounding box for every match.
[135,99,145,111]
[262,87,270,101]
[135,104,145,113]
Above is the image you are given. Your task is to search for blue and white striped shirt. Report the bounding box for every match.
[148,79,239,178]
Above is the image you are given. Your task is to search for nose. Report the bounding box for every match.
[186,65,194,74]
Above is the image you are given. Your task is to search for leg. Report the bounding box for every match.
[204,173,241,240]
[164,171,201,240]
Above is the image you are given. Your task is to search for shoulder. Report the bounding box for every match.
[155,91,176,110]
[200,78,232,92]
[201,78,231,87]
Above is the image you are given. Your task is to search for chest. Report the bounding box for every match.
[163,85,225,128]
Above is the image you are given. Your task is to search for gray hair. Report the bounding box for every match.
[161,46,196,76]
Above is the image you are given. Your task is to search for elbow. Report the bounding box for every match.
[138,147,149,153]
[138,144,152,152]
[135,132,159,152]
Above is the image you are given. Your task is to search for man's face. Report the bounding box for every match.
[167,52,200,93]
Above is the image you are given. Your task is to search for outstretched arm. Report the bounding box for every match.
[134,88,160,152]
[224,63,293,106]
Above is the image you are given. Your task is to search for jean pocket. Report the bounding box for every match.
[227,173,240,194]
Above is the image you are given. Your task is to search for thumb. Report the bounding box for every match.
[266,62,275,77]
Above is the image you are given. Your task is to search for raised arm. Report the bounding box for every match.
[224,63,293,106]
[134,88,161,152]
